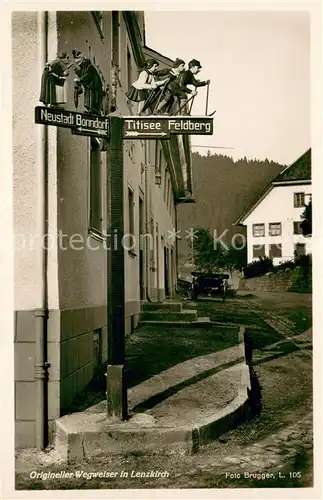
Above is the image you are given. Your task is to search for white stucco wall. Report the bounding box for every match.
[13,11,60,310]
[243,183,312,264]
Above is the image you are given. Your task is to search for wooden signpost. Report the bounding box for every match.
[35,106,214,421]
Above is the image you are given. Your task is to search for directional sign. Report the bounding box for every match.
[71,127,109,138]
[124,130,169,139]
[123,116,213,139]
[35,107,214,140]
[35,106,109,137]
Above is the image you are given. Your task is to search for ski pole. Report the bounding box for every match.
[189,92,196,114]
[172,92,196,116]
[205,81,210,116]
[140,88,157,115]
[152,80,169,114]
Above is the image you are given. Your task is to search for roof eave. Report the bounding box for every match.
[233,184,273,226]
[272,179,311,186]
[143,45,174,66]
[123,12,145,68]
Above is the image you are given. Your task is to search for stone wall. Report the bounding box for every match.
[239,267,312,293]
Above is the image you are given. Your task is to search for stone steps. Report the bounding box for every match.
[140,309,198,322]
[139,318,212,328]
[142,301,183,313]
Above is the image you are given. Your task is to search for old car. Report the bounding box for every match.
[191,272,230,302]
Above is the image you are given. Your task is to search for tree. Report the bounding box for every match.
[189,227,224,273]
[221,244,248,276]
[300,200,312,237]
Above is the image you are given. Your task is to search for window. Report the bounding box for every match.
[92,11,104,38]
[252,223,265,237]
[166,177,171,209]
[128,188,135,236]
[164,169,168,201]
[294,192,305,208]
[155,141,162,169]
[112,11,119,66]
[269,243,282,258]
[293,221,303,235]
[269,222,281,236]
[155,141,159,168]
[159,147,163,172]
[294,243,306,256]
[253,245,265,258]
[127,46,132,91]
[89,138,103,234]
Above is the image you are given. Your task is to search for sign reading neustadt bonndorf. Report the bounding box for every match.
[123,116,213,139]
[35,106,109,137]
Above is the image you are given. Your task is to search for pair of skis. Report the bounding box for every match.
[142,81,215,117]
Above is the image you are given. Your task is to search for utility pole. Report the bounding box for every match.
[106,116,128,420]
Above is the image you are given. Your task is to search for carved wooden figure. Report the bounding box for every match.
[72,50,103,115]
[39,52,70,107]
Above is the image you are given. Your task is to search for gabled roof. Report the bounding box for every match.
[235,149,311,225]
[143,45,174,67]
[273,149,311,183]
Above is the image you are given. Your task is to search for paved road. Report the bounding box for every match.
[169,412,313,488]
[15,292,314,490]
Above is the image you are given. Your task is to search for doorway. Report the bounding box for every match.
[164,246,169,298]
[139,198,145,300]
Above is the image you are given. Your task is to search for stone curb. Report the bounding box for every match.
[54,328,251,462]
[139,319,213,327]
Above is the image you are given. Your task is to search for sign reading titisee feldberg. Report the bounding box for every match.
[35,106,110,137]
[123,116,213,139]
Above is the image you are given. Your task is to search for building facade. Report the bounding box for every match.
[13,11,192,448]
[236,149,311,265]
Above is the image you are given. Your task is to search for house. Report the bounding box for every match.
[235,149,311,265]
[13,11,192,448]
[176,153,285,281]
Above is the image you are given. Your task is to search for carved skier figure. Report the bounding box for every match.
[39,52,70,107]
[153,58,189,115]
[177,59,210,114]
[72,50,103,115]
[126,59,168,115]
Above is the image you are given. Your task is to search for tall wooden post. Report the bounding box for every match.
[106,116,128,420]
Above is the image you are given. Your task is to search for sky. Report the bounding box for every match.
[144,10,311,165]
